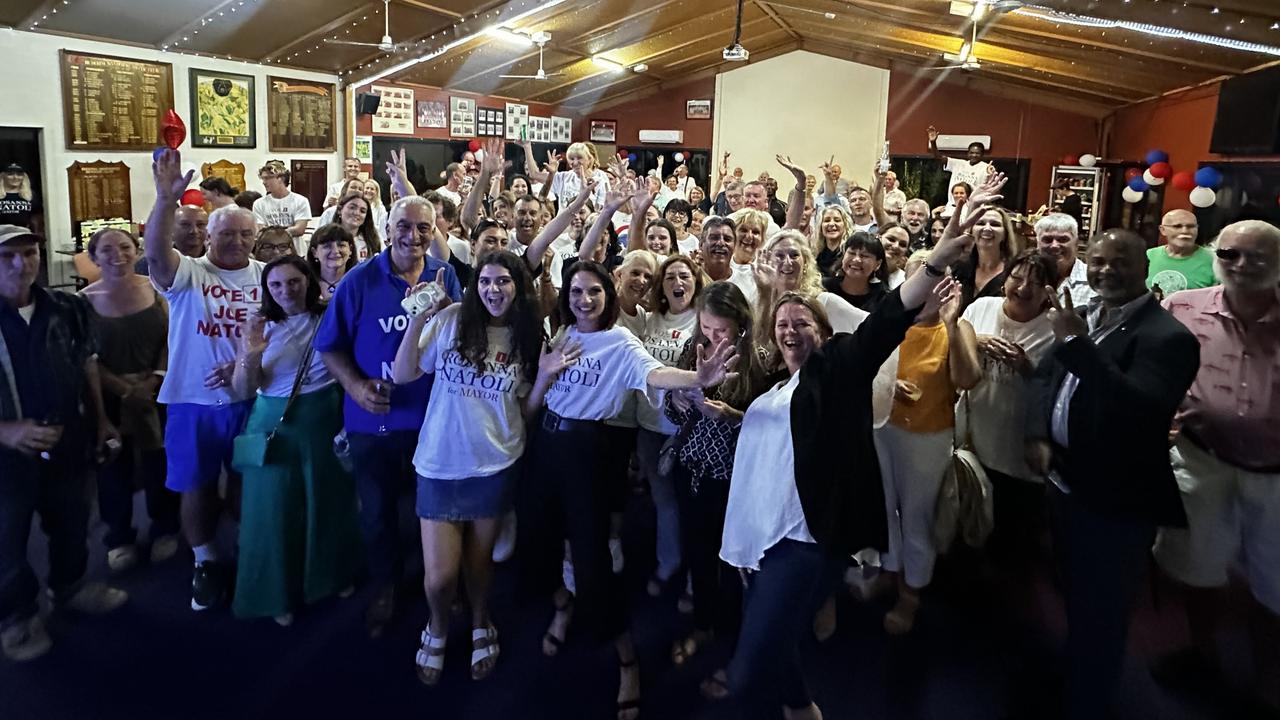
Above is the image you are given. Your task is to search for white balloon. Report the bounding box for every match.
[1121,186,1143,203]
[673,152,685,163]
[1078,154,1097,168]
[474,149,486,163]
[1143,168,1165,186]
[1189,186,1216,208]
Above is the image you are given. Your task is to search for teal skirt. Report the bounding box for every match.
[232,384,364,619]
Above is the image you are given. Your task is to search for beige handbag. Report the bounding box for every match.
[933,391,995,551]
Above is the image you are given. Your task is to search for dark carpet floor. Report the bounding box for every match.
[0,491,1266,720]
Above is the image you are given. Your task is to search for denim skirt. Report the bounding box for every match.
[415,461,519,521]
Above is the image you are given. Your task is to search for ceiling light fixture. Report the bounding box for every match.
[632,63,649,72]
[487,26,533,45]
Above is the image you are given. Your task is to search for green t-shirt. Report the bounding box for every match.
[1146,245,1217,295]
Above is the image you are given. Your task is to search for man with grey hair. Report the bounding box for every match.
[1035,212,1095,307]
[145,150,264,613]
[902,198,932,251]
[1146,208,1217,296]
[316,193,462,637]
[1153,219,1280,711]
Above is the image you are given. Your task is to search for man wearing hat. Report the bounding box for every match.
[0,224,128,661]
[0,164,42,234]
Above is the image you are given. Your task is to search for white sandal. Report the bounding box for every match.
[470,625,500,680]
[415,626,447,686]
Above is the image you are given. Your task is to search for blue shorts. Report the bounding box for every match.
[164,401,253,492]
[415,462,519,522]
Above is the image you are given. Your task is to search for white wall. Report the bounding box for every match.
[713,50,889,194]
[0,28,343,285]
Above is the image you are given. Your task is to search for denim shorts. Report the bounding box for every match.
[415,461,519,521]
[164,401,253,492]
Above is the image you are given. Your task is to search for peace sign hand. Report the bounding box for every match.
[1044,284,1088,342]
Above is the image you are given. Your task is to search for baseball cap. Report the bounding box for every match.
[3,163,23,173]
[0,224,41,246]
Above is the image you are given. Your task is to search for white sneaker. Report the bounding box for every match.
[1,615,52,662]
[149,535,180,564]
[107,545,139,573]
[608,537,624,574]
[492,512,517,563]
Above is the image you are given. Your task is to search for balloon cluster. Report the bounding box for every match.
[1119,148,1221,207]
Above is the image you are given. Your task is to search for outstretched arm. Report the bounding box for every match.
[777,155,807,231]
[463,138,505,233]
[525,178,596,272]
[385,148,417,200]
[871,162,890,228]
[625,179,656,254]
[581,179,634,261]
[144,149,191,291]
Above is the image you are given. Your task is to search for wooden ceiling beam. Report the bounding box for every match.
[352,0,519,78]
[1022,0,1279,46]
[154,0,245,50]
[261,5,372,63]
[396,0,464,18]
[751,0,800,41]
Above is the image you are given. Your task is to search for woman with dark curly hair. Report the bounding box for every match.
[307,224,358,300]
[390,250,544,686]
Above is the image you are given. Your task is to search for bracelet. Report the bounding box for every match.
[923,261,945,278]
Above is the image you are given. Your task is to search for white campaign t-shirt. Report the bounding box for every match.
[545,325,664,421]
[944,158,994,210]
[412,305,531,479]
[727,263,759,307]
[435,186,462,207]
[632,308,697,434]
[956,297,1055,481]
[253,193,312,229]
[721,371,814,571]
[550,169,610,210]
[677,234,699,255]
[259,313,332,397]
[155,254,265,405]
[327,180,349,202]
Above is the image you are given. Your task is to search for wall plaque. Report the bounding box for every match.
[66,160,133,236]
[60,51,175,151]
[267,77,336,152]
[200,159,248,195]
[190,68,256,148]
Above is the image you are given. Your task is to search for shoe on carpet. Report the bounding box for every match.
[1,615,52,662]
[149,535,180,564]
[60,582,128,615]
[107,544,139,573]
[365,585,397,638]
[191,561,227,611]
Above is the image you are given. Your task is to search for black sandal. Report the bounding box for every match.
[542,593,573,657]
[617,657,641,720]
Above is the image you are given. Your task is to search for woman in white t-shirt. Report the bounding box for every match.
[229,255,361,627]
[627,256,704,600]
[951,250,1058,570]
[390,251,544,686]
[318,194,382,262]
[318,179,365,225]
[520,261,738,719]
[524,141,610,211]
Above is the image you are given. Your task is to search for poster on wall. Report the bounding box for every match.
[371,85,414,135]
[589,119,616,143]
[417,100,446,129]
[528,116,551,143]
[551,116,572,144]
[60,50,175,151]
[450,96,476,138]
[477,107,505,137]
[354,136,373,164]
[267,76,335,152]
[189,69,255,148]
[505,102,529,141]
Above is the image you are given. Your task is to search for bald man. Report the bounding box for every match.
[1146,209,1217,296]
[1154,220,1280,711]
[135,206,207,276]
[1027,229,1200,720]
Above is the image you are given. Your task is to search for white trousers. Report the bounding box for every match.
[874,423,953,589]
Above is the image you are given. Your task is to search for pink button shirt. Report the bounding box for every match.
[1164,286,1280,471]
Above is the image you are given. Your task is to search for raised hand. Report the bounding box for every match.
[819,156,837,181]
[631,176,655,210]
[605,177,634,210]
[931,198,991,267]
[538,336,583,379]
[752,248,779,290]
[240,312,268,357]
[718,151,730,177]
[775,154,806,186]
[1044,283,1088,342]
[608,154,630,180]
[695,337,741,388]
[927,125,939,142]
[481,138,506,174]
[545,149,562,174]
[152,148,194,201]
[386,148,408,182]
[969,171,1008,207]
[933,277,962,325]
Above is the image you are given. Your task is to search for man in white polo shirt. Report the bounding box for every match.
[252,160,311,252]
[146,149,264,613]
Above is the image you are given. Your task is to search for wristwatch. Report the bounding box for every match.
[923,261,945,278]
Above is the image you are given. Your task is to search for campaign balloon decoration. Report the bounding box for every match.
[1062,154,1079,166]
[468,139,481,153]
[180,189,205,207]
[1188,186,1217,208]
[1194,166,1222,189]
[1143,169,1164,186]
[1078,154,1097,168]
[1124,168,1143,182]
[162,109,186,150]
[1170,171,1196,191]
[1121,186,1143,203]
[1148,161,1172,179]
[1128,176,1149,192]
[674,152,685,163]
[1144,149,1169,165]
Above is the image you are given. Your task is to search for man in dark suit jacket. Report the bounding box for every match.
[1025,229,1200,720]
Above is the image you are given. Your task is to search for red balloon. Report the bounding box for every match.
[467,139,481,153]
[1062,154,1079,166]
[1124,168,1143,182]
[1149,161,1172,179]
[180,189,204,207]
[162,109,186,150]
[1171,171,1196,191]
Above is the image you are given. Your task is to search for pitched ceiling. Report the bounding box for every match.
[6,0,1280,116]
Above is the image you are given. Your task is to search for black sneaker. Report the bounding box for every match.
[191,561,226,611]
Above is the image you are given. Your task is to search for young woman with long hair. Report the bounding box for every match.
[953,203,1019,307]
[810,205,854,278]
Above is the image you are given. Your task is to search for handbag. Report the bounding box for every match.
[231,320,320,472]
[933,391,995,551]
[657,412,699,477]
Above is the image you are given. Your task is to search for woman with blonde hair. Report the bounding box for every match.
[362,178,389,235]
[810,205,854,278]
[727,208,771,270]
[752,229,868,343]
[1,163,41,231]
[523,140,610,210]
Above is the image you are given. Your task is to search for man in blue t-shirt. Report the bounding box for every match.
[316,195,461,637]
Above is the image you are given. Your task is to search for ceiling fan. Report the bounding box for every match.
[324,0,413,54]
[926,16,982,71]
[498,31,561,80]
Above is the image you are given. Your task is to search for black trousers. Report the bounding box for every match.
[673,462,741,639]
[1048,485,1155,720]
[97,439,179,549]
[517,414,628,643]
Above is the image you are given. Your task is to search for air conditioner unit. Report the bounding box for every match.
[638,129,684,144]
[936,134,992,153]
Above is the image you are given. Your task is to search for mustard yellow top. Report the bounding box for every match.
[889,322,956,433]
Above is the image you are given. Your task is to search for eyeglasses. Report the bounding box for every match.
[1215,247,1272,265]
[1163,223,1198,231]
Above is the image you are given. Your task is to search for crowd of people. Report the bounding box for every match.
[1,130,1277,720]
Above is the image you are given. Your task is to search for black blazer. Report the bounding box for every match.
[1026,295,1200,526]
[786,289,918,556]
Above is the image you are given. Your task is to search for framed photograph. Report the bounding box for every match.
[189,68,255,148]
[450,96,476,138]
[371,84,414,135]
[589,119,616,143]
[417,100,446,128]
[551,116,572,144]
[477,107,505,137]
[267,76,336,152]
[354,136,373,163]
[505,102,529,141]
[686,99,712,120]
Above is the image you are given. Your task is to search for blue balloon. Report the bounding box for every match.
[1194,166,1222,189]
[627,153,638,163]
[1128,176,1149,192]
[1145,149,1169,165]
[152,146,167,162]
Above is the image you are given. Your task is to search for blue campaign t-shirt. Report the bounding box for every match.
[315,250,463,434]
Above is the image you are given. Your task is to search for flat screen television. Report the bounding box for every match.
[1209,66,1280,155]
